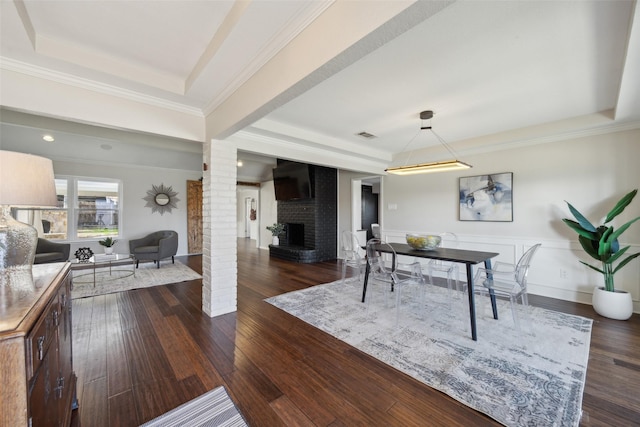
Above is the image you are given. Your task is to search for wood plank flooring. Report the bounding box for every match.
[71,238,640,426]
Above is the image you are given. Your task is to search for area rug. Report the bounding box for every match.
[71,260,202,299]
[140,386,247,427]
[266,280,593,427]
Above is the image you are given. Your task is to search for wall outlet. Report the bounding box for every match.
[559,269,568,279]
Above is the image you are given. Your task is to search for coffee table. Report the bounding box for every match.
[70,253,136,286]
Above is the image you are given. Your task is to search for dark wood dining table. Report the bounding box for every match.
[362,242,500,341]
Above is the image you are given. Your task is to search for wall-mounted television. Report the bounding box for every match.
[273,161,313,201]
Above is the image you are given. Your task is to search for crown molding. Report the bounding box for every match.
[1,57,204,117]
[458,118,640,157]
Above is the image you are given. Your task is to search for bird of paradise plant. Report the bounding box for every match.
[563,189,640,292]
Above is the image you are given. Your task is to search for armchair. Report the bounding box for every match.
[129,230,178,268]
[34,238,70,264]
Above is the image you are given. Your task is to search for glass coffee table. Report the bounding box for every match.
[70,253,136,286]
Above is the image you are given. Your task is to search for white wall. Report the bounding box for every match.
[258,180,278,249]
[381,128,640,312]
[236,187,259,240]
[53,160,201,256]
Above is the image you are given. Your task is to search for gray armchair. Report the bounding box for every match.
[34,238,70,264]
[129,230,178,268]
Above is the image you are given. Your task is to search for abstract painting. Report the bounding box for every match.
[459,172,513,221]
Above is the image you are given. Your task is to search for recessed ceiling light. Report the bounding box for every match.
[237,160,243,167]
[42,134,55,142]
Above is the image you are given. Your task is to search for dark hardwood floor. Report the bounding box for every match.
[72,238,640,426]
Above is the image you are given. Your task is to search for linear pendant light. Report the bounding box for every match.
[386,159,472,175]
[385,110,472,175]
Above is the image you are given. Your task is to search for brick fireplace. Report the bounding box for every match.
[269,163,337,263]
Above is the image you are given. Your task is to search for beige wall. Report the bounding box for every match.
[380,128,640,311]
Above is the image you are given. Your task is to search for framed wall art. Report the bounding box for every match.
[459,172,513,222]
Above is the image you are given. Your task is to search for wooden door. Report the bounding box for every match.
[187,180,203,254]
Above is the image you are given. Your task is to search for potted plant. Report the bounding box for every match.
[563,189,640,320]
[266,223,285,246]
[98,237,117,255]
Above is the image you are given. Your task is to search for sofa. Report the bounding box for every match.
[34,238,70,264]
[128,230,178,268]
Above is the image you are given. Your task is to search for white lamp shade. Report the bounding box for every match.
[0,151,58,207]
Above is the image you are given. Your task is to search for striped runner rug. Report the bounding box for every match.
[140,386,247,427]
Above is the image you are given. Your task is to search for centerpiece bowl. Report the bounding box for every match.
[406,234,442,250]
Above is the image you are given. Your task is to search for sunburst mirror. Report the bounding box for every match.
[143,183,180,215]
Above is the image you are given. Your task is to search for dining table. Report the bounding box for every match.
[362,242,500,341]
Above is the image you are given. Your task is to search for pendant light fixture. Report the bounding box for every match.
[385,110,472,175]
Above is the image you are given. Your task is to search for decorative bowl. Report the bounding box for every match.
[406,234,441,250]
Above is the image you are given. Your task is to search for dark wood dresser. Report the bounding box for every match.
[0,262,77,426]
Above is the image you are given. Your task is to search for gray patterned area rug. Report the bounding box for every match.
[71,260,202,299]
[140,386,247,427]
[266,280,593,427]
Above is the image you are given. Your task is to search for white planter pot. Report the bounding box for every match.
[592,286,633,320]
[104,247,114,255]
[272,236,279,246]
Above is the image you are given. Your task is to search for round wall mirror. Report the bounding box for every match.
[143,183,180,215]
[155,193,170,206]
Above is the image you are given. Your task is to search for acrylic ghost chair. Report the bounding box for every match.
[473,244,541,332]
[371,223,381,239]
[365,238,426,325]
[427,233,464,304]
[340,230,367,285]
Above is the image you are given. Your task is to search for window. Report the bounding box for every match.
[16,177,122,241]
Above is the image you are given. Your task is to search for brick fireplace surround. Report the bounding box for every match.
[268,164,337,263]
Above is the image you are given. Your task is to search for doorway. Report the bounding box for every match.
[361,184,379,241]
[350,176,381,242]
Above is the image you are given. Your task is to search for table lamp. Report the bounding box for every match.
[0,150,58,271]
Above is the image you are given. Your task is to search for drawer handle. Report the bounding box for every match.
[37,336,45,360]
[53,309,59,327]
[55,376,65,399]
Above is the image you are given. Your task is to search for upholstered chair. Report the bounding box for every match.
[34,238,70,264]
[128,230,178,268]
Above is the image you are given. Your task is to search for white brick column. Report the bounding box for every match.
[202,139,237,317]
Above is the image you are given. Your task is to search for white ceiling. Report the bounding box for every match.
[1,0,639,180]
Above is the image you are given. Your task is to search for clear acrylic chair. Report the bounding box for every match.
[427,232,463,304]
[365,238,426,325]
[371,223,381,238]
[473,244,541,331]
[340,230,367,285]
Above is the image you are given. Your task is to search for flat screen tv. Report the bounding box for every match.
[273,161,313,201]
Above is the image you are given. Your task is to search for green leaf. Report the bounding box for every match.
[598,227,613,257]
[607,217,640,243]
[562,219,598,240]
[565,201,597,232]
[578,235,600,261]
[580,261,604,274]
[605,189,638,223]
[612,252,640,274]
[607,245,630,264]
